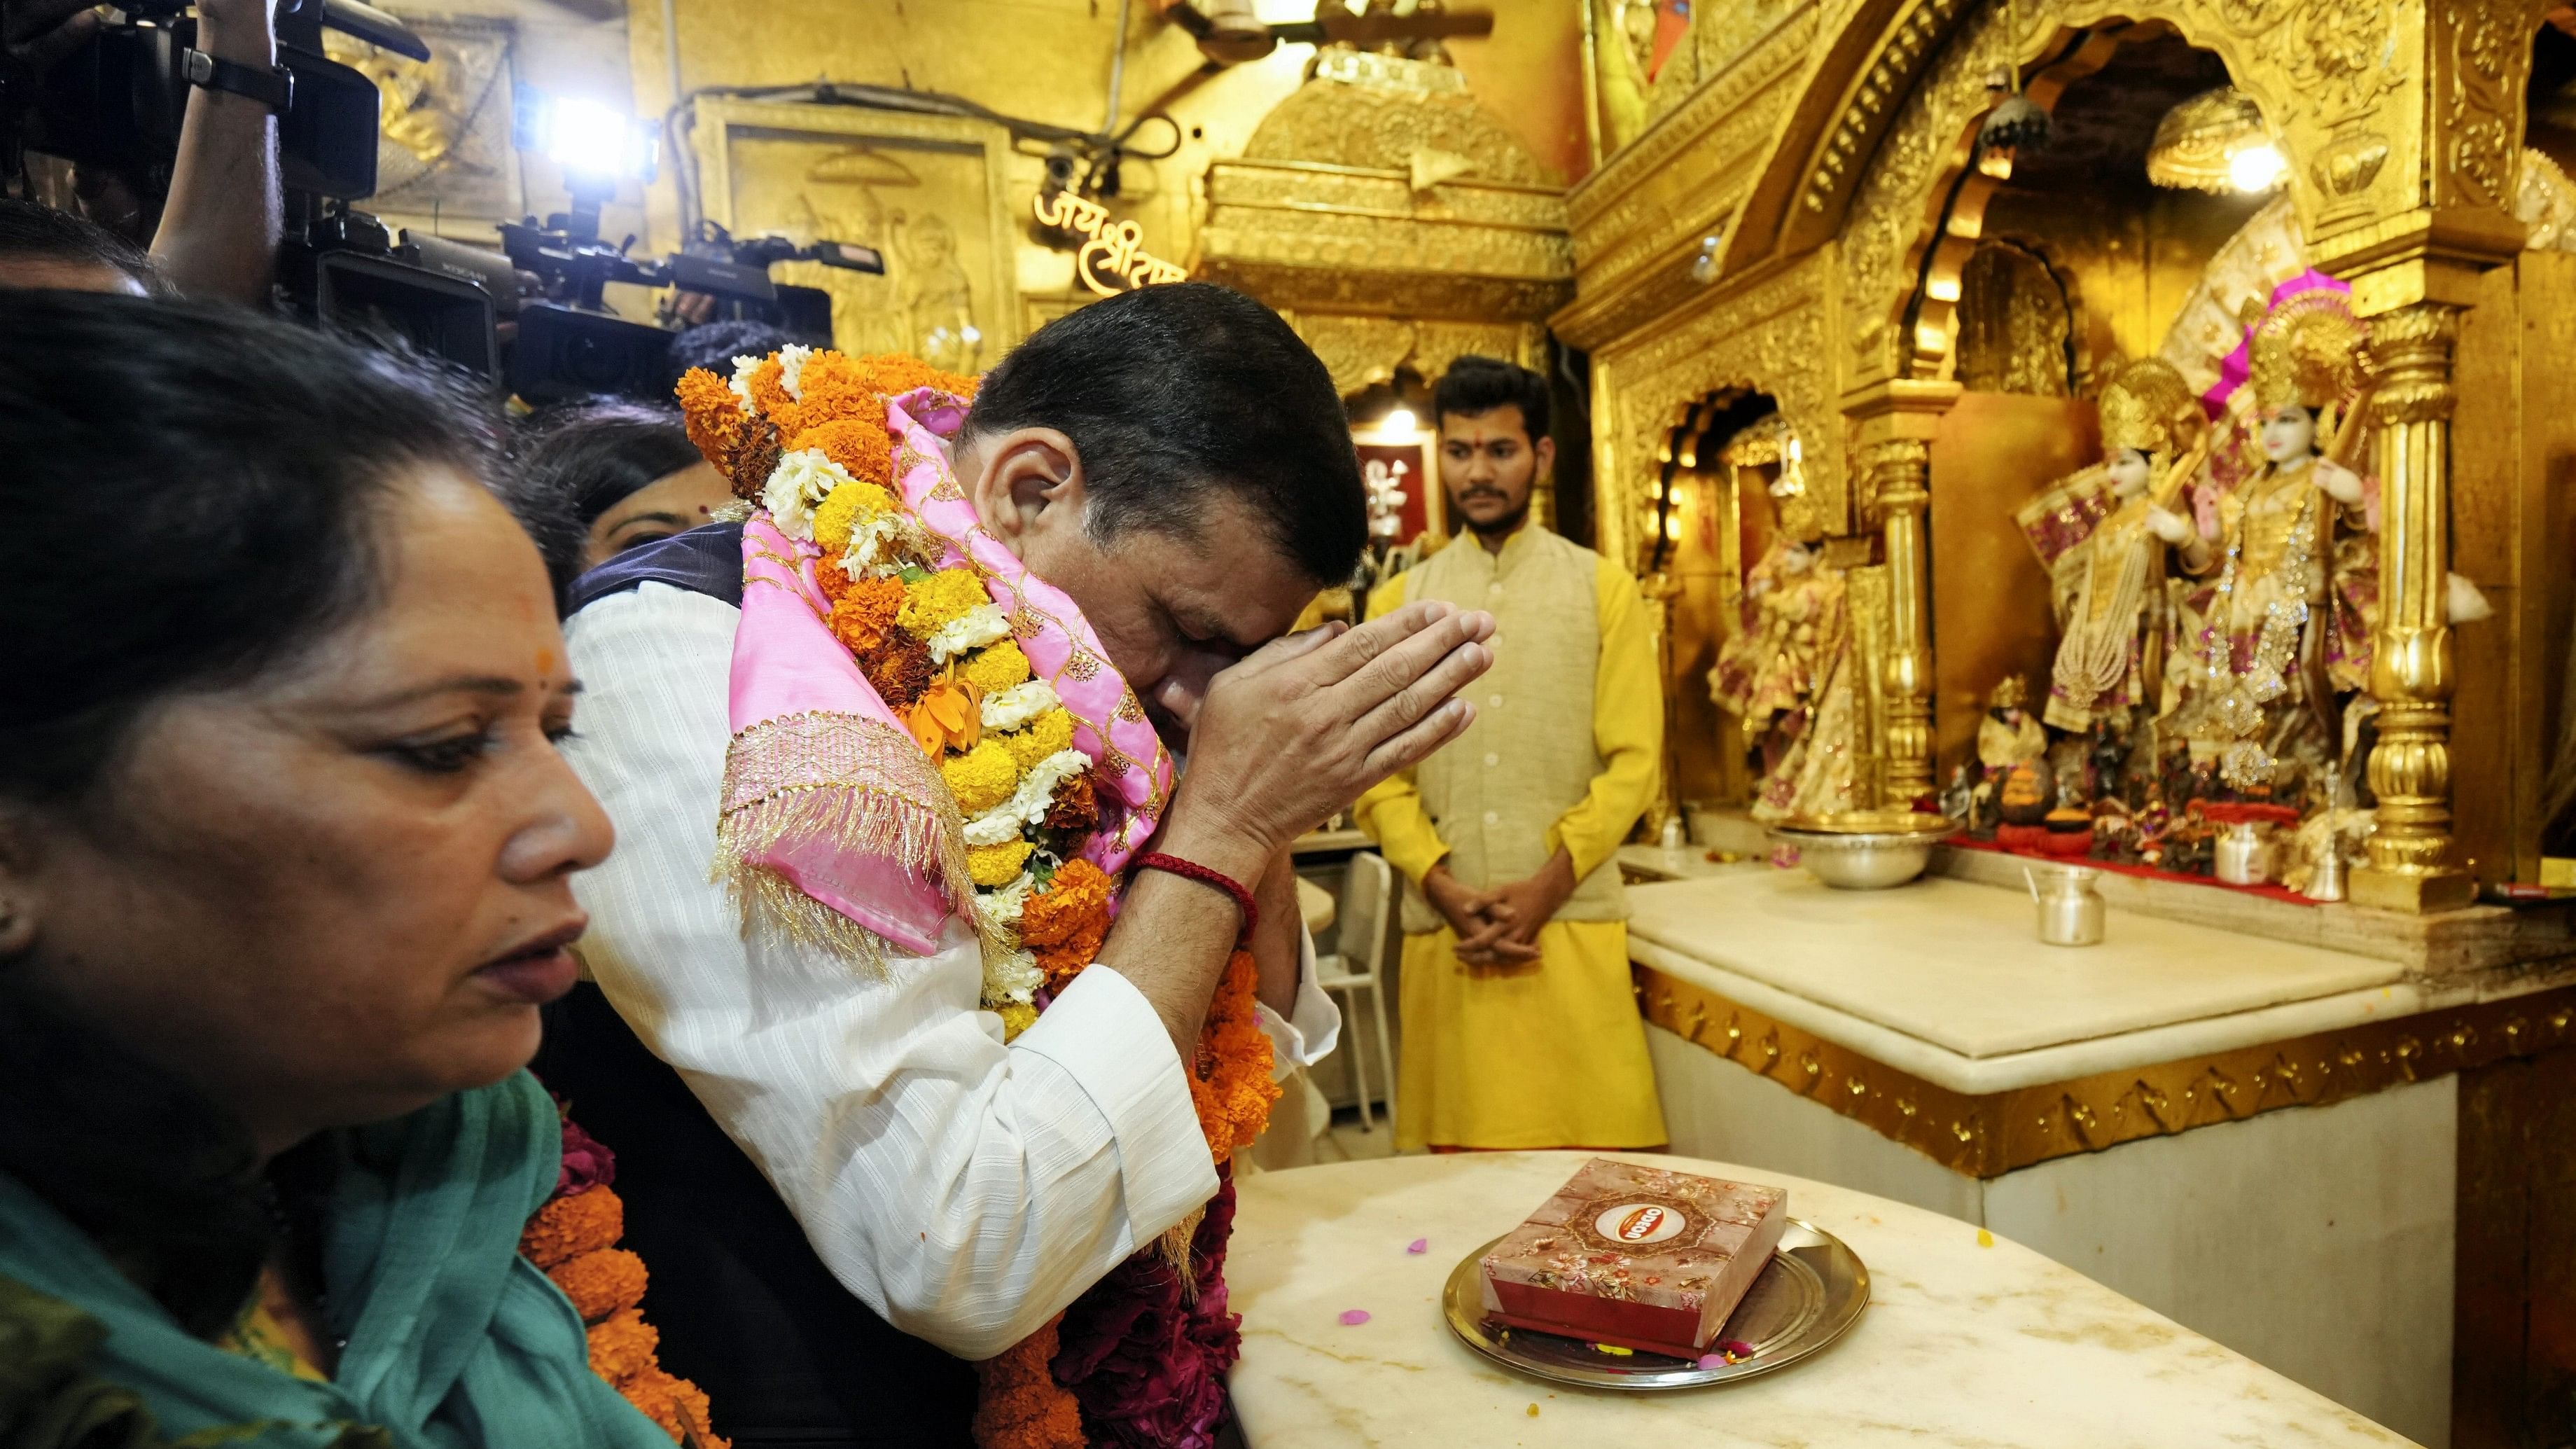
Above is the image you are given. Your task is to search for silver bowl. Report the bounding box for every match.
[1767,812,1959,890]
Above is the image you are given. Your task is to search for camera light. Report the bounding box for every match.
[515,88,660,184]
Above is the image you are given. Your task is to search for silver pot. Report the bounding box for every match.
[2025,864,2105,947]
[1768,814,1959,890]
[2214,821,2276,887]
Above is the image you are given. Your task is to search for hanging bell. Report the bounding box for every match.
[1979,94,2052,162]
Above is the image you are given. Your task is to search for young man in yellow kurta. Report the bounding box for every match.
[1355,356,1668,1151]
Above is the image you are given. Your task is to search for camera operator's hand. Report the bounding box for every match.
[193,0,277,62]
[147,0,281,303]
[5,0,102,77]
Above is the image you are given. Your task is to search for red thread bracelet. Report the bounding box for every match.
[1133,852,1258,944]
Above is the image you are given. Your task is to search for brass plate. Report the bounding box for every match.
[1440,1219,1869,1390]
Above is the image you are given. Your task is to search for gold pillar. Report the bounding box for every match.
[2351,303,2475,913]
[1867,438,1936,806]
[1843,377,1958,809]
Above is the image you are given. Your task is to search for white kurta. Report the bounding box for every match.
[563,580,1339,1359]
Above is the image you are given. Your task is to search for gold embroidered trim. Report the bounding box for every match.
[716,711,996,970]
[1159,1202,1209,1303]
[1636,964,2576,1177]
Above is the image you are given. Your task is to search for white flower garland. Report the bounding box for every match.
[963,749,1089,846]
[980,679,1061,733]
[983,947,1043,1008]
[927,602,1012,664]
[761,449,854,543]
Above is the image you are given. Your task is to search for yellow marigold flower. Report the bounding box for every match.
[996,1001,1039,1041]
[941,740,1020,816]
[961,639,1032,694]
[968,838,1036,888]
[1001,708,1075,772]
[899,568,989,637]
[811,478,896,554]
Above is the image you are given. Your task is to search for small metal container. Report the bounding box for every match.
[2213,821,2276,887]
[2025,864,2105,947]
[1767,813,1958,890]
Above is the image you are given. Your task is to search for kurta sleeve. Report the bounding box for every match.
[1545,557,1664,881]
[563,583,1217,1361]
[1349,570,1452,887]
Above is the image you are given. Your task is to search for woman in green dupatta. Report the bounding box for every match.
[0,292,676,1449]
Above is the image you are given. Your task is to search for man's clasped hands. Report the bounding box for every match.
[1423,849,1578,969]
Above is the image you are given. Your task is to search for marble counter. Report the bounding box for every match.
[1632,870,2401,1058]
[1622,870,2576,1096]
[1225,1151,2411,1448]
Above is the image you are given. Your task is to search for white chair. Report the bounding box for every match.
[1316,852,1399,1132]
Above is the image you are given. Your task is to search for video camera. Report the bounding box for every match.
[7,0,402,200]
[1,2,884,404]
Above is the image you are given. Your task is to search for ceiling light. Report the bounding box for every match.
[2227,144,2286,193]
[1381,406,1418,435]
[2147,86,2273,194]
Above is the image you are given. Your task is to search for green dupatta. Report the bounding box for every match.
[0,1071,671,1449]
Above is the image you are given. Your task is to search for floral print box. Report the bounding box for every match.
[1477,1158,1788,1359]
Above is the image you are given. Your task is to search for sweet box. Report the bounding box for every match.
[1477,1158,1788,1358]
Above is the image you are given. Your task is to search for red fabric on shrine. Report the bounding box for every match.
[1949,833,2316,906]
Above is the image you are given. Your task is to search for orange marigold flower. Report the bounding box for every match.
[674,369,746,471]
[814,552,851,603]
[1183,950,1281,1158]
[746,356,794,418]
[972,1317,1084,1449]
[586,1307,660,1382]
[617,1364,726,1448]
[777,351,873,434]
[828,577,907,656]
[862,632,935,709]
[519,1184,623,1269]
[1033,919,1106,992]
[1017,859,1111,949]
[791,416,895,487]
[548,1247,648,1322]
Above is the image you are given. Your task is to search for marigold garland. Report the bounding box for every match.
[520,1184,622,1267]
[678,347,1276,1449]
[586,1308,660,1381]
[971,1316,1085,1449]
[521,1108,730,1449]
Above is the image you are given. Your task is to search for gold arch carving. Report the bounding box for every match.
[1592,254,1836,576]
[1696,0,2556,390]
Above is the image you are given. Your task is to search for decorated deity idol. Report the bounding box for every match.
[2171,278,2379,794]
[1712,424,1845,801]
[2022,358,2207,732]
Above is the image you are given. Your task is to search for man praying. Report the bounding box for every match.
[548,284,1494,1445]
[1355,355,1668,1153]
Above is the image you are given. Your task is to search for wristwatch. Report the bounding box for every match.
[181,48,293,112]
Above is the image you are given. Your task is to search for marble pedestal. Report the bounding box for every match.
[1617,859,2576,1448]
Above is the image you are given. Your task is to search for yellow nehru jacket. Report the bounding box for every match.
[1355,524,1667,1151]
